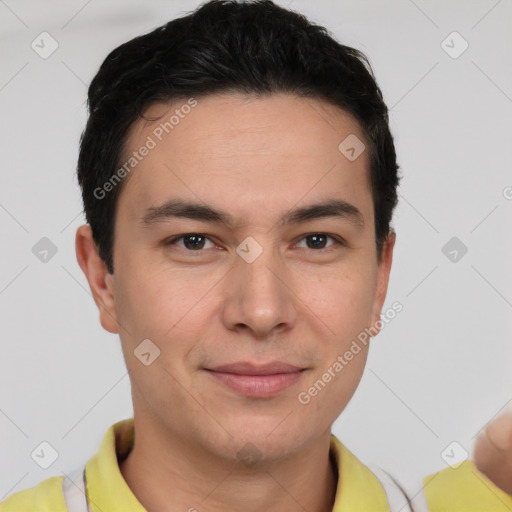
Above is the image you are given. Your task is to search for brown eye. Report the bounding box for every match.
[166,234,215,251]
[296,233,340,250]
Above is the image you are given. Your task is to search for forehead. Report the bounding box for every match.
[117,92,372,226]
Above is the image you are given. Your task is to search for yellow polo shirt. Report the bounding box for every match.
[2,417,512,511]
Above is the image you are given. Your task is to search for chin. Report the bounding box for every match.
[223,416,310,458]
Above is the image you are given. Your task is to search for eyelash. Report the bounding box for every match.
[164,233,345,253]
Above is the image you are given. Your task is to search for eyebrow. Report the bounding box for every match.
[140,198,364,229]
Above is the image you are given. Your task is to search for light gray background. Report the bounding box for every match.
[1,0,511,501]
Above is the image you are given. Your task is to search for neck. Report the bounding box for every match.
[119,418,338,512]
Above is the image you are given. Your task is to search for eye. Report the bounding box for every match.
[294,233,342,250]
[164,232,344,254]
[165,233,216,251]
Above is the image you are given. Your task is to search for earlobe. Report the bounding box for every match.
[369,231,396,336]
[75,224,119,334]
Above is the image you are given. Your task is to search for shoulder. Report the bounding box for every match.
[0,475,68,512]
[423,459,512,511]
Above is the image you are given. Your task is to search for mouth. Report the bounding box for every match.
[204,361,306,398]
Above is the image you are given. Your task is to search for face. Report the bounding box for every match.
[77,92,394,464]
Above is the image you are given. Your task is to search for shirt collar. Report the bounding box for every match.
[329,435,390,511]
[86,417,143,512]
[85,417,389,512]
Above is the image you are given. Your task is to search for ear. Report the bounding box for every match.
[75,224,119,334]
[369,230,396,336]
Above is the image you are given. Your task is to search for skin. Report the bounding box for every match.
[76,92,395,512]
[474,407,512,494]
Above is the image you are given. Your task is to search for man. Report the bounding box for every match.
[2,1,511,511]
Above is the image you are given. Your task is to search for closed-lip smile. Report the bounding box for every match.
[205,361,306,397]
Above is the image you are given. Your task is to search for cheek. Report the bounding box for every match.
[304,265,375,416]
[113,258,214,357]
[298,337,369,427]
[301,264,377,336]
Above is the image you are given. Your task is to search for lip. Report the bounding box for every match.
[205,361,305,397]
[208,361,303,375]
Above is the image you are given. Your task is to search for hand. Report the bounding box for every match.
[473,405,512,494]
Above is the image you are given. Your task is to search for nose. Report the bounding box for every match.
[220,241,297,339]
